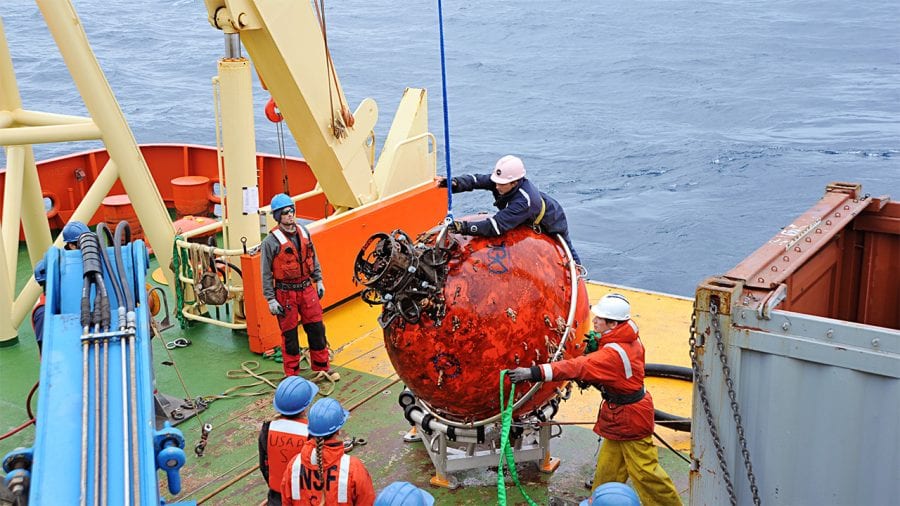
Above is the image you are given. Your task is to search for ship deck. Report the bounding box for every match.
[1,244,693,505]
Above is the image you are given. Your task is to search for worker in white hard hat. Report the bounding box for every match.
[437,155,581,264]
[508,293,682,506]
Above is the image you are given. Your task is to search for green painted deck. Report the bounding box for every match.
[1,244,691,505]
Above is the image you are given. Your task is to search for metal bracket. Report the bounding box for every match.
[758,283,787,320]
[150,286,174,332]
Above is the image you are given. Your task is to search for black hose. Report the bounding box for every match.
[646,363,693,432]
[80,277,92,329]
[96,222,126,323]
[645,363,693,381]
[78,233,102,277]
[79,232,111,329]
[114,221,134,313]
[93,272,110,330]
[214,259,242,278]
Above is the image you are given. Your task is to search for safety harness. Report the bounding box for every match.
[532,197,547,231]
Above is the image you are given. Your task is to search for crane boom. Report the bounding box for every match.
[204,0,433,209]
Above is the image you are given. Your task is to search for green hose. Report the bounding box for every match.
[497,370,538,506]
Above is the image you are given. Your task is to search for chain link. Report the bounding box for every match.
[688,300,737,505]
[709,301,761,505]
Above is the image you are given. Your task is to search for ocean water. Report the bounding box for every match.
[3,0,898,296]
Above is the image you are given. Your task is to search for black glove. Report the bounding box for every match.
[449,220,469,234]
[437,177,457,190]
[507,367,536,383]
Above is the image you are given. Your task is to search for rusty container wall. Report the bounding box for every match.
[725,184,899,331]
[692,184,900,505]
[780,199,900,330]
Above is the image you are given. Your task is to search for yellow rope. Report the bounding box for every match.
[200,361,283,403]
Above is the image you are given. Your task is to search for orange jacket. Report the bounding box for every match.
[538,320,655,440]
[260,418,310,491]
[271,226,316,283]
[281,439,375,506]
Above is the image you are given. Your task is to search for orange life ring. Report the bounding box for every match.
[207,178,222,206]
[265,98,283,123]
[42,191,59,219]
[146,283,161,316]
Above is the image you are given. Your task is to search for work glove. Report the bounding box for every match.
[316,280,325,299]
[583,330,601,354]
[436,177,457,189]
[267,299,284,316]
[449,220,469,235]
[507,367,535,383]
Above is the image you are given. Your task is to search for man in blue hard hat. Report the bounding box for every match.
[261,193,339,384]
[374,481,434,506]
[62,220,90,250]
[437,155,581,264]
[259,376,319,505]
[32,258,48,356]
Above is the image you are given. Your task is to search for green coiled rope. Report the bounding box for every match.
[497,369,538,506]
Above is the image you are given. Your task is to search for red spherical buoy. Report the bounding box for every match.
[355,222,589,423]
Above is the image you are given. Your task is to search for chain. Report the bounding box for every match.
[709,301,761,505]
[688,299,737,505]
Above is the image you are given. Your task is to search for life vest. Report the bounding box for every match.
[266,418,310,491]
[271,226,315,283]
[281,440,376,506]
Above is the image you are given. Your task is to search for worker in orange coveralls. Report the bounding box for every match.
[262,193,339,384]
[259,376,319,505]
[281,398,375,506]
[509,293,682,506]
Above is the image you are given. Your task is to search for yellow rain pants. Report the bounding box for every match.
[592,436,682,506]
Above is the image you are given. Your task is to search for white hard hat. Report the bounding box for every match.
[591,293,631,321]
[490,155,526,184]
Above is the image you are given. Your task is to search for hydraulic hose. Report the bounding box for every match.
[79,232,111,330]
[94,223,125,506]
[113,221,140,505]
[645,363,693,432]
[96,223,126,330]
[79,232,110,505]
[114,221,134,315]
[80,278,93,330]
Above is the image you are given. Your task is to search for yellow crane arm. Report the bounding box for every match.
[204,0,434,209]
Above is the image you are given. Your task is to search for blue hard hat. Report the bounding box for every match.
[273,376,319,416]
[270,193,295,221]
[270,193,294,213]
[375,481,435,506]
[307,398,349,437]
[586,483,640,506]
[34,259,47,285]
[62,221,90,243]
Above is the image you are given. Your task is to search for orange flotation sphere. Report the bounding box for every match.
[356,222,589,423]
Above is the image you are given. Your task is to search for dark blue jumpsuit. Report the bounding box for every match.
[450,174,581,264]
